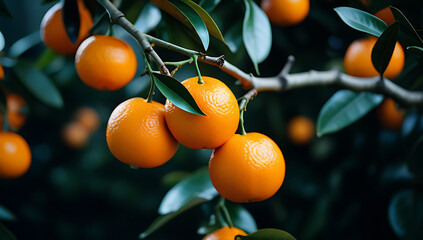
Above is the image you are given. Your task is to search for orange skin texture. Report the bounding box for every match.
[75,35,137,91]
[0,64,4,79]
[375,7,395,25]
[164,76,239,149]
[287,116,315,145]
[40,0,93,55]
[261,0,310,27]
[62,122,90,149]
[377,98,404,131]
[209,133,286,203]
[0,132,31,179]
[0,94,28,131]
[202,226,247,240]
[75,107,100,132]
[344,37,404,80]
[106,98,178,168]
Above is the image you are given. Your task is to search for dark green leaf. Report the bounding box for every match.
[180,0,226,44]
[41,0,59,4]
[0,222,16,240]
[371,21,399,76]
[139,169,218,238]
[388,190,423,239]
[242,0,272,75]
[224,21,243,52]
[228,204,257,234]
[334,7,387,37]
[237,228,296,240]
[407,135,423,178]
[407,46,423,56]
[63,0,80,43]
[152,73,206,116]
[14,61,64,108]
[390,6,423,46]
[0,31,5,52]
[89,12,109,35]
[0,0,11,18]
[317,90,383,136]
[8,31,42,58]
[158,168,217,214]
[199,0,221,13]
[134,3,162,33]
[0,205,16,221]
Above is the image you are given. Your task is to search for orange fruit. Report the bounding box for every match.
[164,76,239,149]
[287,116,315,145]
[0,94,28,131]
[75,107,100,132]
[75,35,137,91]
[202,226,247,240]
[40,0,93,55]
[62,122,90,149]
[374,7,395,25]
[209,132,286,203]
[0,64,4,79]
[261,0,309,27]
[106,98,178,168]
[376,98,404,130]
[344,37,404,80]
[0,132,31,179]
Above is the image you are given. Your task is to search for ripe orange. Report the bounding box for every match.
[376,98,404,130]
[106,98,178,168]
[40,0,93,55]
[0,132,31,179]
[344,37,404,80]
[209,132,286,203]
[261,0,309,27]
[75,35,137,91]
[202,226,247,240]
[6,94,27,131]
[287,116,315,145]
[164,76,239,149]
[0,64,4,79]
[62,122,90,149]
[374,7,395,25]
[75,107,100,132]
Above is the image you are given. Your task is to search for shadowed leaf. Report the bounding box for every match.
[63,0,80,43]
[371,21,399,76]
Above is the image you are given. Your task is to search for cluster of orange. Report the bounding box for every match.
[344,7,405,130]
[62,107,100,149]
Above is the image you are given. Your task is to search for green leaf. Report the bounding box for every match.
[158,168,217,214]
[407,46,423,56]
[134,3,162,33]
[388,190,423,239]
[0,0,11,18]
[317,90,383,136]
[89,12,109,35]
[180,0,226,44]
[14,61,64,108]
[407,135,423,178]
[0,31,5,52]
[0,222,16,240]
[237,228,296,240]
[371,21,399,77]
[63,0,80,43]
[152,73,205,116]
[199,0,221,13]
[224,21,243,53]
[8,31,42,58]
[334,7,387,37]
[228,204,258,234]
[0,205,16,221]
[139,169,218,238]
[36,49,59,69]
[242,0,272,75]
[390,6,423,46]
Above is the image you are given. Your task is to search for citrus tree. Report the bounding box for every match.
[0,0,423,239]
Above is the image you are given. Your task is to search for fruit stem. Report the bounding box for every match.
[108,23,114,36]
[193,54,204,84]
[218,196,234,228]
[142,52,155,103]
[239,98,248,136]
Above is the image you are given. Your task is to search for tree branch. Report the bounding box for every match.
[98,0,423,107]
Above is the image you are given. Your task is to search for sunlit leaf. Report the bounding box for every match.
[153,73,205,116]
[199,0,221,13]
[134,2,162,33]
[0,206,16,221]
[371,21,399,76]
[63,0,80,43]
[14,61,64,108]
[242,0,272,75]
[334,7,387,37]
[317,90,383,136]
[237,228,296,240]
[228,204,258,234]
[8,31,41,58]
